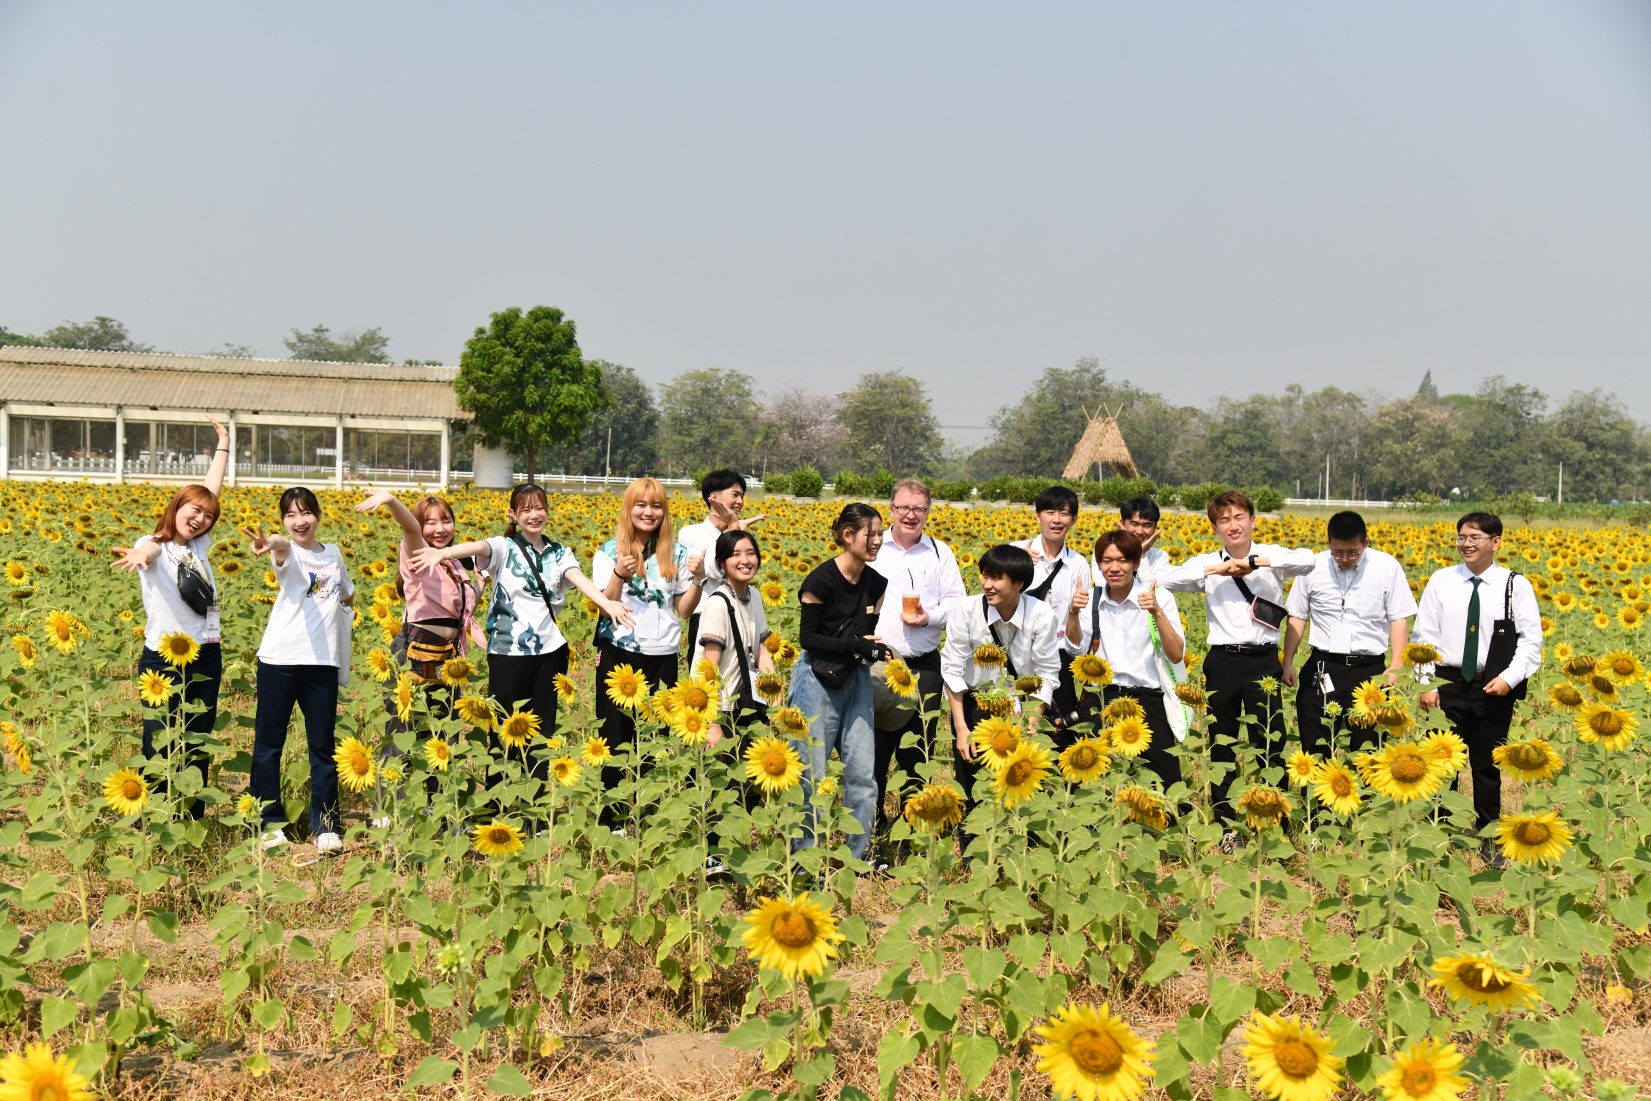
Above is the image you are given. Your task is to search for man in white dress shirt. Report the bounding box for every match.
[1160,489,1314,832]
[1019,485,1091,745]
[1281,511,1417,757]
[868,478,967,850]
[1412,511,1542,844]
[679,469,765,658]
[941,543,1062,847]
[1119,496,1173,585]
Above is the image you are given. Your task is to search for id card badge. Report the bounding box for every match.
[1011,694,1024,716]
[204,607,222,644]
[1317,669,1336,698]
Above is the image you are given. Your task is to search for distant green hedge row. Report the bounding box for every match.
[757,470,1285,512]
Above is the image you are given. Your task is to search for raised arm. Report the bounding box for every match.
[563,566,636,629]
[356,489,425,551]
[240,522,292,568]
[203,415,231,499]
[410,539,493,574]
[111,539,163,573]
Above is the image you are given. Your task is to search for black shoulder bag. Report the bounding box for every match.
[1025,557,1065,603]
[171,544,215,617]
[1228,560,1288,632]
[712,591,768,726]
[1482,571,1528,701]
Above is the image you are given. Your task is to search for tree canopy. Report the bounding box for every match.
[658,369,762,475]
[553,361,659,477]
[284,325,391,363]
[836,371,944,474]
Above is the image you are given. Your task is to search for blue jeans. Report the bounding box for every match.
[788,653,876,860]
[251,662,341,836]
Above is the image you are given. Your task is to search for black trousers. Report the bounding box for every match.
[1435,666,1516,832]
[138,643,222,820]
[1294,650,1385,758]
[1204,646,1288,823]
[488,646,570,785]
[594,641,680,828]
[1103,685,1181,795]
[872,649,944,838]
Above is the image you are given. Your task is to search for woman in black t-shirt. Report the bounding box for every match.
[787,503,889,862]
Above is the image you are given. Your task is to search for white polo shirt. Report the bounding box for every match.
[1285,548,1417,657]
[1159,543,1315,647]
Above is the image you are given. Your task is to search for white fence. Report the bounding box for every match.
[1283,498,1393,509]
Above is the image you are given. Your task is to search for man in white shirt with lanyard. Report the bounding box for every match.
[868,478,967,854]
[1412,511,1542,849]
[678,469,764,658]
[1019,485,1091,746]
[1119,496,1173,585]
[1281,511,1417,758]
[1160,489,1314,839]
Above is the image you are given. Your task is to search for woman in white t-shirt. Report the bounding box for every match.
[411,484,630,784]
[111,414,231,819]
[241,487,356,853]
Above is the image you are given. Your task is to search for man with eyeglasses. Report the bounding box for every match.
[1281,511,1417,757]
[867,477,966,868]
[1413,511,1542,861]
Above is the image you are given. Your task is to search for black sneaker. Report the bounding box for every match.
[1218,831,1238,855]
[704,855,730,879]
[870,859,893,879]
[1479,842,1509,871]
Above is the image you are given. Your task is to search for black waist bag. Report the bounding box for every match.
[175,552,214,617]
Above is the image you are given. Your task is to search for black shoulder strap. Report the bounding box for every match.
[713,590,754,702]
[1503,570,1518,622]
[983,594,1020,679]
[511,534,557,615]
[1025,556,1064,602]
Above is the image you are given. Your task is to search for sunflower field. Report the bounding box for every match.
[2,481,1651,1101]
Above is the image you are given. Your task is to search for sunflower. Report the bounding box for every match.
[498,709,541,749]
[385,671,413,722]
[450,694,490,730]
[550,756,582,786]
[438,657,473,687]
[1014,674,1044,697]
[755,672,787,706]
[775,639,800,668]
[1562,653,1597,680]
[581,736,613,768]
[771,706,810,740]
[1101,696,1145,725]
[1241,1012,1342,1101]
[1418,731,1468,778]
[335,737,377,792]
[741,893,845,979]
[970,716,1023,771]
[902,782,965,833]
[1619,605,1644,630]
[1174,682,1207,711]
[43,611,77,656]
[156,629,200,668]
[882,658,918,699]
[994,742,1053,808]
[1032,1002,1155,1101]
[471,820,525,858]
[1428,952,1542,1012]
[1059,739,1111,783]
[1107,716,1152,758]
[137,670,174,706]
[10,743,29,778]
[423,738,452,771]
[2,562,29,587]
[0,1042,95,1101]
[744,735,804,794]
[1576,702,1638,752]
[236,793,260,818]
[605,664,650,712]
[1492,739,1563,782]
[552,672,577,705]
[1348,677,1388,728]
[1596,611,1613,630]
[763,633,785,655]
[973,643,1008,671]
[1552,641,1573,662]
[672,707,711,745]
[1070,653,1115,689]
[1376,1038,1467,1101]
[1281,750,1317,787]
[366,648,395,684]
[102,768,149,816]
[1309,761,1361,816]
[1364,741,1445,804]
[1117,786,1168,829]
[10,635,36,669]
[1401,642,1440,667]
[1495,810,1573,865]
[1546,683,1584,711]
[677,677,719,717]
[1238,786,1292,832]
[1601,649,1645,685]
[759,580,786,606]
[1589,674,1619,700]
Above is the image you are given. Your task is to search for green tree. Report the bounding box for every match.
[0,326,44,347]
[41,316,154,352]
[837,370,944,474]
[284,324,390,363]
[1542,390,1644,502]
[976,359,1140,478]
[1189,395,1288,488]
[554,361,659,476]
[1450,376,1548,497]
[454,306,608,481]
[1362,395,1459,499]
[658,368,760,475]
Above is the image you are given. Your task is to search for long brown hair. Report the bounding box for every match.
[616,477,677,581]
[154,485,221,543]
[397,495,458,600]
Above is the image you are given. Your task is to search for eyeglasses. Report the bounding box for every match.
[891,505,929,516]
[1456,536,1491,547]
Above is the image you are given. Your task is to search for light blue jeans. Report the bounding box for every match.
[788,652,876,860]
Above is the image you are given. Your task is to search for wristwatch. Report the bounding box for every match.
[1247,555,1258,570]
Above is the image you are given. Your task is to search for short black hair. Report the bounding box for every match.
[279,486,321,518]
[1457,511,1503,539]
[700,469,746,503]
[831,502,882,546]
[1326,511,1368,543]
[978,543,1034,590]
[1119,496,1160,525]
[713,528,761,569]
[1033,485,1080,517]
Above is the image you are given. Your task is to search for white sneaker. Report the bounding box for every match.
[610,827,627,838]
[315,832,343,854]
[371,816,391,829]
[261,828,289,851]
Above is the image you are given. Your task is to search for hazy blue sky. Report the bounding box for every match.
[3,2,1650,445]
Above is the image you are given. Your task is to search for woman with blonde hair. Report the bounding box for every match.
[112,414,230,818]
[591,477,707,822]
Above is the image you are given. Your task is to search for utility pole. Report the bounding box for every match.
[605,427,612,479]
[1558,462,1564,505]
[1325,454,1331,502]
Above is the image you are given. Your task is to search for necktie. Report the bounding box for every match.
[1461,577,1482,681]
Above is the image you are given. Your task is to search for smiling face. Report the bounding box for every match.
[282,502,319,545]
[840,517,884,563]
[890,487,929,544]
[1457,523,1501,572]
[1037,506,1075,547]
[509,496,548,537]
[1098,544,1137,593]
[1120,513,1158,550]
[630,495,665,534]
[722,538,760,584]
[980,570,1024,609]
[1211,505,1255,551]
[175,499,215,541]
[708,484,745,521]
[420,505,456,549]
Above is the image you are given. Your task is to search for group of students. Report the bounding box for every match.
[113,425,1541,867]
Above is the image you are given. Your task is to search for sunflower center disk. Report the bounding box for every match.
[1506,745,1546,770]
[1273,1039,1320,1079]
[1330,775,1353,797]
[1005,760,1033,786]
[761,750,789,776]
[1070,1029,1124,1076]
[1462,966,1509,994]
[1593,714,1624,736]
[1402,1064,1438,1094]
[1390,755,1426,783]
[771,910,818,950]
[991,732,1017,754]
[1515,823,1551,846]
[1073,747,1098,770]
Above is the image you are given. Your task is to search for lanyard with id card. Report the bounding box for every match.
[204,606,222,644]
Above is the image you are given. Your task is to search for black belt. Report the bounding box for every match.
[1215,643,1276,656]
[1436,664,1482,684]
[1108,684,1159,697]
[1309,648,1384,667]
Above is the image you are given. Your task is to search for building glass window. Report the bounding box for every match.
[235,423,337,481]
[122,421,219,478]
[344,429,442,483]
[6,417,118,473]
